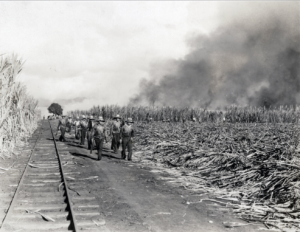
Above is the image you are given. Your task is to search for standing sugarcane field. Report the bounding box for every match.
[0,1,300,232]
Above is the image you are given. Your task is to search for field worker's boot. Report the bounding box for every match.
[127,151,132,161]
[121,150,126,159]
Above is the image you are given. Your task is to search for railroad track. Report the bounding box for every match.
[0,120,104,232]
[0,123,43,228]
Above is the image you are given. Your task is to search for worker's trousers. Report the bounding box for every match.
[121,137,132,160]
[111,133,120,152]
[91,138,104,160]
[59,126,66,142]
[87,130,94,150]
[81,129,86,145]
[75,127,81,140]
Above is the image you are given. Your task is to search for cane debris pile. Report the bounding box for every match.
[134,121,300,231]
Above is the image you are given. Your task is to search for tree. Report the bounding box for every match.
[48,103,63,115]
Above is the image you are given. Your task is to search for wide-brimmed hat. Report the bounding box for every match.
[89,115,94,120]
[96,116,105,122]
[113,114,121,119]
[82,115,86,119]
[62,115,66,117]
[125,117,134,123]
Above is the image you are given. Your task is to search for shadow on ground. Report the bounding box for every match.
[70,152,98,160]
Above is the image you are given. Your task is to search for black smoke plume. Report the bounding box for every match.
[130,2,300,108]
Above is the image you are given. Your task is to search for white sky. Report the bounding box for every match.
[0,1,221,116]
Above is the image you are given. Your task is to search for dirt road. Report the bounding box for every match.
[57,128,268,232]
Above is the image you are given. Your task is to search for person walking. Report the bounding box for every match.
[121,117,135,161]
[57,115,67,142]
[90,116,107,160]
[66,116,72,133]
[74,116,81,139]
[110,114,122,153]
[80,115,88,145]
[87,115,95,150]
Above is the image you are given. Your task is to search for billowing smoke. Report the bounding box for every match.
[130,2,300,108]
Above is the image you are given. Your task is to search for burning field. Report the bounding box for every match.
[1,2,300,231]
[132,119,300,231]
[66,2,300,230]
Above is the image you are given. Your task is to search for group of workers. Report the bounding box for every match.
[56,114,134,161]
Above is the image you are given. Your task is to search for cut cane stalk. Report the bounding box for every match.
[25,209,55,222]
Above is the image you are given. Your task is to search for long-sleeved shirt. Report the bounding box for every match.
[92,124,107,140]
[121,124,134,138]
[66,119,72,128]
[110,121,121,135]
[87,120,95,131]
[57,118,67,130]
[80,120,88,130]
[74,120,80,127]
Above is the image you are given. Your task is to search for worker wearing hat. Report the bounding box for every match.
[121,117,135,161]
[80,115,88,145]
[57,115,67,142]
[90,116,107,160]
[110,114,122,153]
[87,115,95,150]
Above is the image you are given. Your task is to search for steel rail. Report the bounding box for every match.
[48,120,79,232]
[0,124,43,230]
